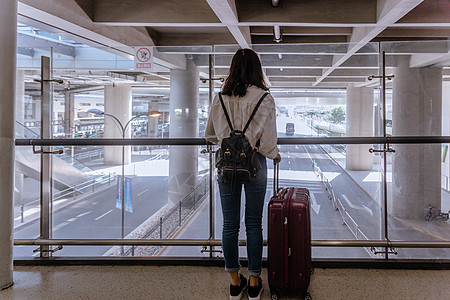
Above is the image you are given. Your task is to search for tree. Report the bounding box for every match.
[330,106,345,123]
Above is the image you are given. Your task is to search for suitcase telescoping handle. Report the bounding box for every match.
[273,160,279,196]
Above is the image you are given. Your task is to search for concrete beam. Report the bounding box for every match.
[196,54,334,68]
[266,69,323,77]
[18,1,151,57]
[410,51,450,68]
[396,0,450,24]
[17,32,76,57]
[268,76,366,83]
[379,27,450,37]
[236,0,377,24]
[250,26,353,36]
[206,0,251,48]
[149,31,236,47]
[92,0,220,24]
[381,40,450,54]
[314,0,424,86]
[252,35,349,44]
[17,47,34,57]
[197,53,394,69]
[18,1,186,70]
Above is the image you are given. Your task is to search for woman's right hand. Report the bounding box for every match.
[273,153,281,164]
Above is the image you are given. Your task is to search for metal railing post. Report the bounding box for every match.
[179,201,182,226]
[40,56,52,258]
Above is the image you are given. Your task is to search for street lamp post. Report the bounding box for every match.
[88,108,153,255]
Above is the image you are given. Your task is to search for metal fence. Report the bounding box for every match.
[313,159,376,258]
[125,176,209,256]
[18,173,114,224]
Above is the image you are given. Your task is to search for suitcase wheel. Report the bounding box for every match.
[270,289,280,300]
[305,292,312,300]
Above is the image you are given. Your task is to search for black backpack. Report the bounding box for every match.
[216,92,269,182]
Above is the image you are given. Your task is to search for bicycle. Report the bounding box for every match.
[424,205,449,222]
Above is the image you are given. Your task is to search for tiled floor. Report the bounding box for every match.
[1,265,450,299]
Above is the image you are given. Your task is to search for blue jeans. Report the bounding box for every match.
[218,153,267,277]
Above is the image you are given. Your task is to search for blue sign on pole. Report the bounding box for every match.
[125,177,133,213]
[115,176,122,209]
[116,176,133,213]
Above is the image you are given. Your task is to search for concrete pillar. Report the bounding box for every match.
[64,91,74,138]
[15,69,25,206]
[168,60,199,206]
[104,84,132,165]
[15,70,25,125]
[0,0,17,290]
[345,84,374,170]
[147,101,159,137]
[391,56,442,219]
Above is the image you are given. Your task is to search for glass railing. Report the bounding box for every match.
[13,40,450,261]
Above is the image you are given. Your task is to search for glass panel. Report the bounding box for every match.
[277,144,383,259]
[15,32,450,259]
[14,41,54,257]
[46,143,208,257]
[387,143,450,259]
[212,43,384,259]
[381,40,450,259]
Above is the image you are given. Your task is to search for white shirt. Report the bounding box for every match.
[206,85,279,159]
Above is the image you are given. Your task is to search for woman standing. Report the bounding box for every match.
[206,48,281,300]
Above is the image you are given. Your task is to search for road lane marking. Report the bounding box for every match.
[310,193,321,214]
[94,209,113,221]
[397,219,449,242]
[76,211,92,218]
[363,205,373,215]
[138,188,149,196]
[341,194,358,209]
[67,218,77,222]
[341,194,373,215]
[53,221,70,231]
[303,145,314,164]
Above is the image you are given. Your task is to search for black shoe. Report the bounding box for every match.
[230,274,247,300]
[248,277,263,300]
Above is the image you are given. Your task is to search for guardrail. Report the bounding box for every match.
[18,173,115,223]
[313,159,377,258]
[14,136,450,147]
[126,176,209,256]
[13,136,450,255]
[72,148,104,161]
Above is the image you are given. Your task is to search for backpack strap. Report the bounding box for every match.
[243,92,269,134]
[218,93,234,131]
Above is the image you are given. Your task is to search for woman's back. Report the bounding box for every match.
[206,85,278,160]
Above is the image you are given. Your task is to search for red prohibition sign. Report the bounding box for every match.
[136,48,151,62]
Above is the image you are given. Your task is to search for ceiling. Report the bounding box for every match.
[16,0,450,90]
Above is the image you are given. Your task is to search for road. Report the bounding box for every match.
[14,176,169,257]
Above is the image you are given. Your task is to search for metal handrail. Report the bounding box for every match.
[15,136,450,254]
[23,173,113,206]
[313,159,377,257]
[14,136,450,146]
[13,238,450,248]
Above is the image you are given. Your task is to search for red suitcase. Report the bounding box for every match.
[268,163,312,300]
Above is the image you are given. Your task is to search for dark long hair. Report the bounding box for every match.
[221,48,268,97]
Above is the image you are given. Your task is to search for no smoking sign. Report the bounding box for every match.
[134,46,153,71]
